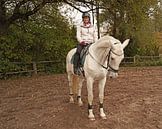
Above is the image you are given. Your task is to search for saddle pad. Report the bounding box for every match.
[71,44,91,67]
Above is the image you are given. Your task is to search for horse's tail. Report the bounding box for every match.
[72,75,79,94]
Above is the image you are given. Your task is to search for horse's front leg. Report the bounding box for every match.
[77,78,84,106]
[99,77,107,119]
[87,77,95,120]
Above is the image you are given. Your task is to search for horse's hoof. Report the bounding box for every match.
[100,115,107,120]
[69,96,74,103]
[69,101,74,104]
[88,115,95,121]
[89,117,95,121]
[78,103,83,106]
[69,99,74,103]
[78,102,83,107]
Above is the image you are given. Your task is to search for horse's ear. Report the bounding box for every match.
[122,39,130,49]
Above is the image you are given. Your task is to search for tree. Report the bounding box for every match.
[0,0,97,34]
[0,3,76,73]
[99,0,159,56]
[153,1,162,32]
[0,0,97,74]
[0,0,48,34]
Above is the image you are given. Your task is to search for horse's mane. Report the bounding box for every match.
[95,35,121,45]
[96,35,117,45]
[96,35,109,43]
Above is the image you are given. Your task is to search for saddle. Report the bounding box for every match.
[79,44,91,67]
[71,44,91,72]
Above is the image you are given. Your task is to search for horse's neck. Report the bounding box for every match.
[90,43,111,64]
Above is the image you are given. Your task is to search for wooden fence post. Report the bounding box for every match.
[32,62,37,75]
[133,56,136,64]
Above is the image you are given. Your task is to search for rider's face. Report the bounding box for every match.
[83,16,90,24]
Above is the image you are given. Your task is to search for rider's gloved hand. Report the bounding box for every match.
[80,41,85,45]
[80,41,87,46]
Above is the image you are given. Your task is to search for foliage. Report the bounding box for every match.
[1,0,162,77]
[0,3,76,74]
[99,0,160,56]
[134,57,162,66]
[153,2,162,32]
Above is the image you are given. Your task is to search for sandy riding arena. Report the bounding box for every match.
[0,67,162,129]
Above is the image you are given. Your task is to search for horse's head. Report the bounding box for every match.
[107,38,130,78]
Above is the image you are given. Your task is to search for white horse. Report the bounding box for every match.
[66,35,130,120]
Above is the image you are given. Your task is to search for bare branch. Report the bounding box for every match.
[13,0,30,14]
[4,0,98,25]
[63,0,97,13]
[8,1,43,23]
[63,0,84,12]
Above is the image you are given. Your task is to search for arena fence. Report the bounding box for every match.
[122,55,162,66]
[0,56,162,79]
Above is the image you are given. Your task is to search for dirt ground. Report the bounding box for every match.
[0,67,162,129]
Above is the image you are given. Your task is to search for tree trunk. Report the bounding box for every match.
[0,0,11,35]
[0,21,9,35]
[113,14,117,37]
[96,3,100,39]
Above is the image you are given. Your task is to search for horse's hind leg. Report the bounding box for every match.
[77,78,84,106]
[98,77,107,119]
[67,73,74,103]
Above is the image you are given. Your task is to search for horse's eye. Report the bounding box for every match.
[111,57,114,60]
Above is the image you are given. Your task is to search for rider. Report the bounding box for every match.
[74,12,98,75]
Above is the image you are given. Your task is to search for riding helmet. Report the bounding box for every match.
[82,12,90,19]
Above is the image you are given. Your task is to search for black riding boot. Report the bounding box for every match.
[73,52,80,75]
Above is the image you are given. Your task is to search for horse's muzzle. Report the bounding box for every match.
[107,71,118,78]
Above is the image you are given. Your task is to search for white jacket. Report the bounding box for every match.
[76,22,98,44]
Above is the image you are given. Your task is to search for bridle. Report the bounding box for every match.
[88,48,124,73]
[107,49,124,73]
